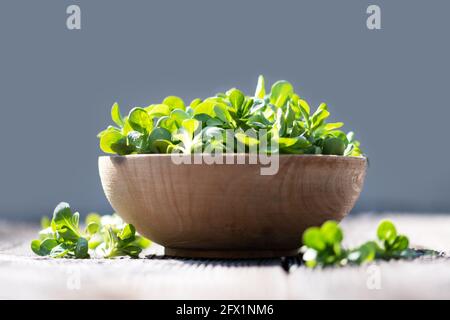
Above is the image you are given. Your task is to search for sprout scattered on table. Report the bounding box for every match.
[31,202,151,259]
[301,220,440,268]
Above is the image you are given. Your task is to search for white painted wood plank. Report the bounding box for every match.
[0,214,449,299]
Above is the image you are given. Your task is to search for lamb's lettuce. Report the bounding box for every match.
[98,76,364,157]
[301,220,440,268]
[31,202,151,259]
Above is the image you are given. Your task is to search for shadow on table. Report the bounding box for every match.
[145,254,304,272]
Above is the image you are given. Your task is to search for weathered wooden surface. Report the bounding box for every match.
[0,213,449,299]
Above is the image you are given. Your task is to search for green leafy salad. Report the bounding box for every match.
[98,76,363,157]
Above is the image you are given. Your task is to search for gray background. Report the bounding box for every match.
[0,0,449,219]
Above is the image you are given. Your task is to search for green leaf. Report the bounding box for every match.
[182,119,200,137]
[189,98,202,108]
[163,96,185,111]
[194,113,212,123]
[227,88,245,110]
[86,222,99,235]
[348,241,377,264]
[247,112,272,128]
[121,246,142,258]
[56,227,79,243]
[155,116,176,132]
[279,136,311,154]
[127,131,145,152]
[102,225,144,259]
[202,126,224,138]
[97,125,119,139]
[172,119,202,153]
[324,122,344,131]
[329,130,348,143]
[72,212,80,228]
[38,226,55,241]
[75,237,89,259]
[85,213,101,225]
[128,107,152,134]
[302,227,326,251]
[99,129,127,154]
[193,101,216,117]
[298,99,310,115]
[88,234,103,250]
[146,104,171,118]
[119,224,136,241]
[52,202,81,242]
[275,108,287,136]
[270,80,294,108]
[278,137,299,148]
[320,221,343,244]
[206,117,223,127]
[347,131,356,143]
[392,235,409,251]
[214,105,233,125]
[49,243,72,258]
[284,104,295,128]
[52,202,76,229]
[311,103,330,129]
[322,137,346,155]
[152,139,174,153]
[121,118,133,135]
[31,238,59,256]
[297,99,312,131]
[40,216,51,229]
[254,75,266,99]
[111,102,124,127]
[377,220,397,243]
[170,109,191,126]
[31,239,41,255]
[235,132,260,147]
[289,121,304,137]
[148,127,172,152]
[133,236,152,249]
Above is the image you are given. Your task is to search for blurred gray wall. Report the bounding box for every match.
[1,0,449,219]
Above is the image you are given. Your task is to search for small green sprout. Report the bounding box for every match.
[302,219,438,268]
[302,221,345,268]
[31,202,151,259]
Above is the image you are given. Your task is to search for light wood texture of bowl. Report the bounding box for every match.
[99,154,367,258]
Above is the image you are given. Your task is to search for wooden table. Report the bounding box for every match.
[0,213,449,299]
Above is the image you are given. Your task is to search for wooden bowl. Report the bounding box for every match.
[99,154,367,258]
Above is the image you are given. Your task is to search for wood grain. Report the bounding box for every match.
[0,213,449,299]
[99,154,367,258]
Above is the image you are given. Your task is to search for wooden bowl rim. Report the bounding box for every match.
[99,154,367,163]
